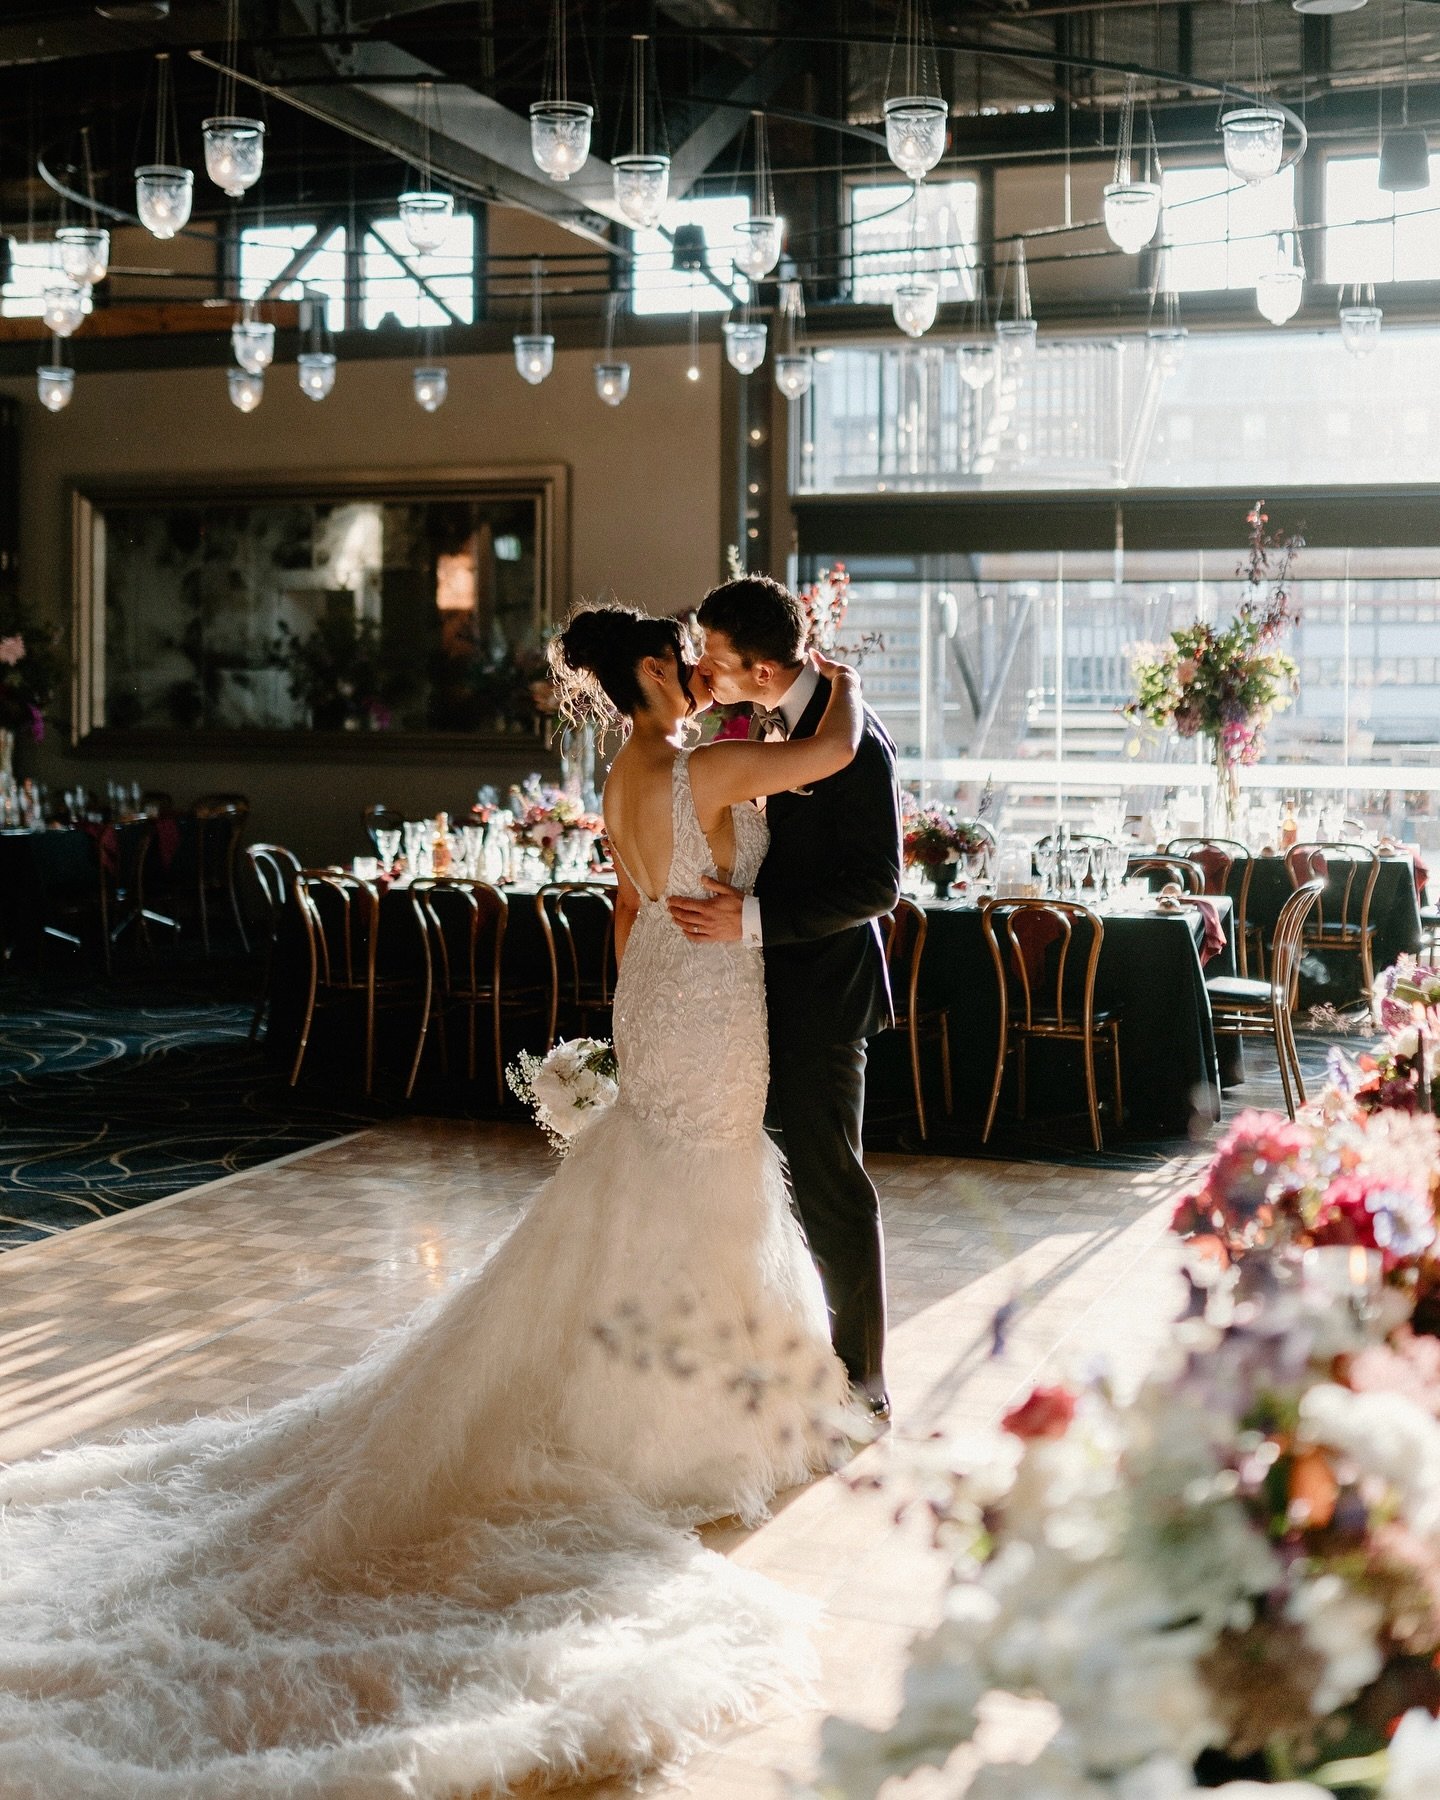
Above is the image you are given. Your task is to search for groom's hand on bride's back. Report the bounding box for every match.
[668,878,744,943]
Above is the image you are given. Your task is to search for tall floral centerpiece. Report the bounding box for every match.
[1126,503,1302,830]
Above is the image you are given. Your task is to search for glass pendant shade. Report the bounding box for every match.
[958,342,998,390]
[55,226,109,286]
[732,215,783,282]
[723,319,767,374]
[397,191,454,255]
[1102,181,1161,254]
[227,368,263,413]
[1146,325,1189,373]
[42,284,86,338]
[529,100,593,182]
[513,333,555,384]
[594,361,630,406]
[774,352,813,399]
[412,366,448,412]
[231,318,275,375]
[1339,303,1383,354]
[995,317,1038,362]
[36,365,74,413]
[134,164,193,239]
[1221,106,1286,184]
[892,276,939,338]
[1379,127,1430,193]
[883,96,948,181]
[297,351,337,401]
[1256,263,1304,325]
[612,155,670,228]
[202,117,265,197]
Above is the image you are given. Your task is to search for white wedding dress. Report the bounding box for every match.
[0,752,852,1799]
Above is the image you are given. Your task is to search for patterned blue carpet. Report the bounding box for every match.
[0,964,379,1251]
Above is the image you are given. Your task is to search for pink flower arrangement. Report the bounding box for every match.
[0,635,25,668]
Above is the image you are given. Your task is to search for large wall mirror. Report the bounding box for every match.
[71,464,567,752]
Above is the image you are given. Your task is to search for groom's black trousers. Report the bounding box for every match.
[766,1034,886,1395]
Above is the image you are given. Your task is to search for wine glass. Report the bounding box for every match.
[375,828,401,872]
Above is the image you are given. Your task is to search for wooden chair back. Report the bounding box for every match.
[412,877,508,998]
[536,883,616,1046]
[1284,841,1379,937]
[294,871,381,992]
[981,897,1103,1034]
[1130,855,1204,894]
[245,842,300,936]
[881,897,929,1026]
[1165,837,1240,897]
[1268,877,1326,1009]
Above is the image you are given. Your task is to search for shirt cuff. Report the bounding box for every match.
[741,896,764,948]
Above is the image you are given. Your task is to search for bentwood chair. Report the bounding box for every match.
[1128,855,1205,894]
[412,877,548,1102]
[879,897,953,1142]
[244,843,301,1042]
[191,794,252,955]
[1166,837,1261,976]
[1285,841,1381,1014]
[536,883,617,1050]
[980,898,1122,1152]
[1205,878,1325,1120]
[290,871,432,1099]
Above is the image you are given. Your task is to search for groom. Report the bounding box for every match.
[670,574,903,1418]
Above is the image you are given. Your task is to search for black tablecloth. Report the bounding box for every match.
[883,897,1235,1137]
[0,828,103,954]
[1229,854,1422,1005]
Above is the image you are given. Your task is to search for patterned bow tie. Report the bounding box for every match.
[747,705,788,741]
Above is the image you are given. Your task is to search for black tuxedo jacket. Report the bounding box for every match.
[754,675,902,1047]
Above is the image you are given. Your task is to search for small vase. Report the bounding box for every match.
[931,863,955,900]
[1207,740,1241,836]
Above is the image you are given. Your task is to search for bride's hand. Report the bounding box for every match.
[811,650,859,686]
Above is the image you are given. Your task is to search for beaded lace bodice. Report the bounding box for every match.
[611,751,770,1145]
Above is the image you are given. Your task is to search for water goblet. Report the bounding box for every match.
[375,828,402,872]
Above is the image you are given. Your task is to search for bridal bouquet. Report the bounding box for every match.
[811,977,1440,1799]
[507,1037,618,1152]
[1125,505,1301,824]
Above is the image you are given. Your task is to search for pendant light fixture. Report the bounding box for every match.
[1103,78,1161,254]
[994,240,1037,363]
[42,283,86,338]
[892,186,939,337]
[883,0,947,181]
[774,277,813,399]
[594,291,630,405]
[1381,1,1430,191]
[1255,228,1305,324]
[1145,239,1188,373]
[296,285,337,400]
[411,323,448,412]
[55,128,110,288]
[36,339,74,413]
[1220,1,1292,185]
[231,302,275,376]
[612,34,670,228]
[1338,281,1383,354]
[733,112,783,283]
[530,0,593,182]
[723,315,767,374]
[202,1,265,198]
[686,297,702,383]
[227,368,264,412]
[514,258,555,384]
[135,52,194,240]
[398,79,455,255]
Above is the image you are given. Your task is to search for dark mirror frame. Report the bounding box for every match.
[69,462,568,761]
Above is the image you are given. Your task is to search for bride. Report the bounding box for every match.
[0,605,870,1799]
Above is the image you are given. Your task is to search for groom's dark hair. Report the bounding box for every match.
[696,575,806,669]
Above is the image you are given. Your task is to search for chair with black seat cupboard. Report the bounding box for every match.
[980,898,1122,1152]
[1204,878,1324,1120]
[879,897,952,1142]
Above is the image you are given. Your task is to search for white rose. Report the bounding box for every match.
[1386,1707,1440,1799]
[1394,1026,1421,1059]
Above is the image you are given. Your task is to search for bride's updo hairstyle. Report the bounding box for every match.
[550,604,695,731]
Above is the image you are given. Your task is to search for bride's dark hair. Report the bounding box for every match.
[550,605,695,730]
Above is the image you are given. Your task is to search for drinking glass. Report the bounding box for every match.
[1036,839,1058,895]
[375,828,402,871]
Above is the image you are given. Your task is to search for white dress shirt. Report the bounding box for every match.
[740,662,821,948]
